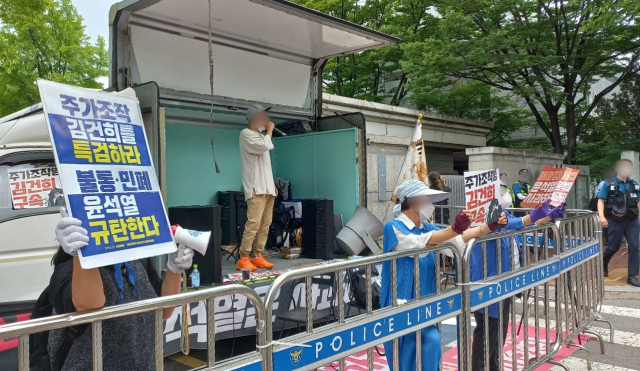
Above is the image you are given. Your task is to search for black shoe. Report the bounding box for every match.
[627,275,640,287]
[603,264,608,277]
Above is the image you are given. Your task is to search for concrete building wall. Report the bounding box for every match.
[466,147,565,182]
[466,147,591,209]
[322,93,492,221]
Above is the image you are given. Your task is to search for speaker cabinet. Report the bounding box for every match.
[218,191,242,245]
[301,199,334,260]
[168,205,222,285]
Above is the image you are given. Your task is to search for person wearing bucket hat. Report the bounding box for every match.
[237,103,278,272]
[380,179,509,371]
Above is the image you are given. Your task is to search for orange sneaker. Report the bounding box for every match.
[250,254,274,269]
[236,256,257,271]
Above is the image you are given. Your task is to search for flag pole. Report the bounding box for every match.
[384,113,426,221]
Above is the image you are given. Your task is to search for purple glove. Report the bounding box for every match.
[548,202,567,220]
[529,199,551,223]
[452,211,472,234]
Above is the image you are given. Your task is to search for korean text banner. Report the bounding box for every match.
[464,169,499,226]
[37,80,175,269]
[7,167,64,209]
[521,166,580,208]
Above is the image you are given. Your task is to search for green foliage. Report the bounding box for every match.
[290,0,438,104]
[574,75,640,175]
[401,0,640,163]
[406,78,530,145]
[0,0,107,117]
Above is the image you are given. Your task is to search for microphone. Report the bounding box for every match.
[273,126,287,136]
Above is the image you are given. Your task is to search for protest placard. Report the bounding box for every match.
[7,167,64,209]
[38,80,175,269]
[521,166,580,208]
[464,169,500,226]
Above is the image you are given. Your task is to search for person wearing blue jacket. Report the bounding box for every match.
[470,194,567,371]
[380,179,508,371]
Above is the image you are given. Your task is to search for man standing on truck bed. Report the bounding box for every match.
[237,103,277,271]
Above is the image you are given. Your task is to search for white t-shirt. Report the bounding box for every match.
[392,212,466,258]
[239,128,276,200]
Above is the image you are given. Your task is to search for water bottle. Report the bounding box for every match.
[190,264,200,288]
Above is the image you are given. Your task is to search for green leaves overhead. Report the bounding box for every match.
[0,0,107,117]
[403,0,640,163]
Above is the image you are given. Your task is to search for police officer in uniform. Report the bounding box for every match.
[512,169,532,216]
[598,159,640,287]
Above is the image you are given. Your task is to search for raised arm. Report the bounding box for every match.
[427,211,508,245]
[241,123,275,154]
[55,217,106,312]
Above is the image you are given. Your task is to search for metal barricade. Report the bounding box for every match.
[0,209,612,371]
[460,221,567,371]
[556,212,613,369]
[0,285,266,371]
[263,243,465,371]
[433,205,465,227]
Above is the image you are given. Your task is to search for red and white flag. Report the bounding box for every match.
[385,115,429,220]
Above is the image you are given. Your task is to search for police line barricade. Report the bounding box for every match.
[262,242,465,371]
[0,285,267,371]
[556,212,613,367]
[460,221,568,371]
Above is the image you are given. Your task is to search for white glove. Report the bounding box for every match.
[55,217,89,256]
[167,245,194,273]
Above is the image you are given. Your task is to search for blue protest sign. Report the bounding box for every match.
[38,80,175,268]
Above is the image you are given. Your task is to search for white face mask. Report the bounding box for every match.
[501,193,512,209]
[419,204,435,220]
[257,126,266,132]
[618,168,632,177]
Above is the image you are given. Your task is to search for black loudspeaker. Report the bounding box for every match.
[236,193,248,243]
[168,205,222,285]
[219,191,242,245]
[301,199,334,260]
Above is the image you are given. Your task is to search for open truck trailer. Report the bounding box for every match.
[0,0,401,315]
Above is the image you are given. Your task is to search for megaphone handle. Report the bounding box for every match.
[177,243,185,260]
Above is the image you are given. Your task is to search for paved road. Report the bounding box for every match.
[548,288,640,371]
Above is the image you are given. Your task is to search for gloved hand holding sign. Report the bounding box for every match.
[529,199,552,224]
[547,202,567,220]
[56,208,89,257]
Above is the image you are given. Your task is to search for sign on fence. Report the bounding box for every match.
[464,169,500,226]
[522,166,580,208]
[38,80,175,268]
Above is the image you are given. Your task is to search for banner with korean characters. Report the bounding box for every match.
[464,169,500,226]
[37,80,175,269]
[7,167,65,209]
[521,166,580,208]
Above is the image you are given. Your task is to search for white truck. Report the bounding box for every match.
[0,0,400,315]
